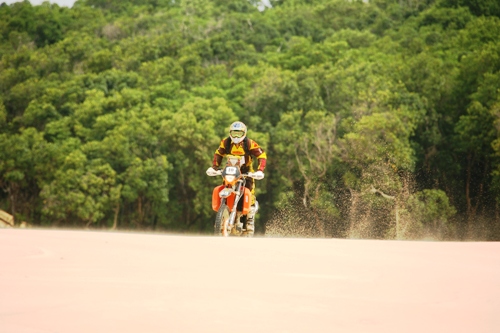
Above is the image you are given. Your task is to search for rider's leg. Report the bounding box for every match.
[244,179,256,236]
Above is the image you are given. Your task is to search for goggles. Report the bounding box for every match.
[230,130,245,138]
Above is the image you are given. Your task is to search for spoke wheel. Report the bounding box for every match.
[214,204,230,236]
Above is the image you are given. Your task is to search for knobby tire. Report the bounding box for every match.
[214,204,230,236]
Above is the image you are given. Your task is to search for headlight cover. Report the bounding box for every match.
[219,188,233,198]
[224,175,236,183]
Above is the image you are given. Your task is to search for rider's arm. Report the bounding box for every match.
[248,140,267,172]
[212,139,227,170]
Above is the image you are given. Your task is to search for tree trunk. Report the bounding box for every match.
[395,204,401,239]
[313,183,325,237]
[8,184,16,226]
[348,188,358,236]
[473,162,488,218]
[466,153,472,225]
[303,180,310,208]
[112,203,120,230]
[138,196,143,226]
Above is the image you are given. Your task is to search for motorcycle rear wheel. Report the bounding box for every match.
[214,204,230,236]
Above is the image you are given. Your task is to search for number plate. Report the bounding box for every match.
[225,167,237,175]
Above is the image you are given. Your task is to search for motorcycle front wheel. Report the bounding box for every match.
[214,204,230,236]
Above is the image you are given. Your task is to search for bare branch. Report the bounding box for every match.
[369,185,395,200]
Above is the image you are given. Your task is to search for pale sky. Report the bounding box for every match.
[2,0,76,6]
[2,0,272,8]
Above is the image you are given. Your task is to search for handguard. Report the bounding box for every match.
[206,167,222,176]
[247,171,264,180]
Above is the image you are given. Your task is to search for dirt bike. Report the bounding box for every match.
[206,155,264,236]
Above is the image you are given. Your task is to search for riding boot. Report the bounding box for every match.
[236,213,243,233]
[245,201,258,237]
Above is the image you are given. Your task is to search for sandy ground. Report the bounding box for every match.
[1,229,499,333]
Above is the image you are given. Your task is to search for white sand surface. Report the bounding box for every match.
[1,229,499,333]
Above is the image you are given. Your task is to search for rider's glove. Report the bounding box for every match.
[251,170,264,180]
[206,167,220,176]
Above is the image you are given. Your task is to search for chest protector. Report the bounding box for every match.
[224,137,250,155]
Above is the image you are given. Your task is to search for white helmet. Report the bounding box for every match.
[229,121,247,144]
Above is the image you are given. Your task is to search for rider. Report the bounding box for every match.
[206,121,267,236]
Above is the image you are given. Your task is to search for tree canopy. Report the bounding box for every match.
[1,0,499,240]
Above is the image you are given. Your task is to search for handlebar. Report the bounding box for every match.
[206,168,264,180]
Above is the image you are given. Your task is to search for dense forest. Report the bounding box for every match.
[1,0,499,240]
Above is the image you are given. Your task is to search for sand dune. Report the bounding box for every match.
[1,229,499,333]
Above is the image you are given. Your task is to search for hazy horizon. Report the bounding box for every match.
[2,0,272,8]
[3,0,76,6]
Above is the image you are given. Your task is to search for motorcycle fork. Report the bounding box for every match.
[228,180,245,228]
